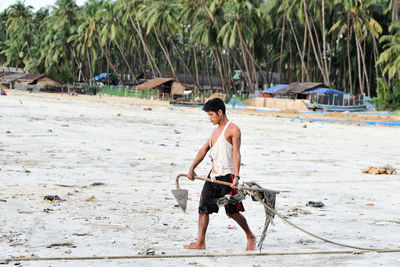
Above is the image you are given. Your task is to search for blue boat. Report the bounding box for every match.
[306,103,366,112]
[305,88,366,112]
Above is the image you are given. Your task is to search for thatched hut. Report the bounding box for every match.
[15,74,62,92]
[136,78,189,99]
[275,82,326,99]
[0,73,26,89]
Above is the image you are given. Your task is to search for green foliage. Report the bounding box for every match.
[371,78,400,111]
[0,0,398,105]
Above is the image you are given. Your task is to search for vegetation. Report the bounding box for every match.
[0,0,399,109]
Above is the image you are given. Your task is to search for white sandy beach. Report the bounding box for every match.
[1,91,400,266]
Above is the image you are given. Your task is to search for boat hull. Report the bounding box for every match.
[307,103,366,112]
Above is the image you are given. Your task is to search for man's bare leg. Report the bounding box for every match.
[229,213,256,251]
[183,213,208,249]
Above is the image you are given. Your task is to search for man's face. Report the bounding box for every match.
[207,110,222,125]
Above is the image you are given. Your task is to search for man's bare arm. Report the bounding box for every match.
[231,125,241,188]
[187,139,210,180]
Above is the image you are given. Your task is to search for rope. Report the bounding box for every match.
[245,185,396,252]
[2,249,400,262]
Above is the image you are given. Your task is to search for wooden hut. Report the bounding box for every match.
[15,74,62,92]
[275,82,326,99]
[136,78,188,99]
[0,73,26,89]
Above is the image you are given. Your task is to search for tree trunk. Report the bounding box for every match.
[204,48,213,92]
[168,32,200,90]
[211,48,225,93]
[279,16,286,84]
[347,16,353,94]
[289,19,309,82]
[128,15,160,77]
[113,39,139,85]
[96,34,124,86]
[392,0,399,22]
[237,24,254,93]
[230,50,250,94]
[153,27,177,79]
[193,46,200,95]
[354,28,364,95]
[132,37,146,81]
[303,0,329,85]
[321,0,330,82]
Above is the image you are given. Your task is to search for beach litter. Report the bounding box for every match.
[90,182,105,187]
[361,164,396,175]
[296,239,315,245]
[306,201,325,208]
[46,242,75,248]
[43,195,61,202]
[289,207,311,215]
[85,196,96,202]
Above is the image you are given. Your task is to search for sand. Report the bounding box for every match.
[1,91,400,266]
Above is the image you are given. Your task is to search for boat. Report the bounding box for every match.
[169,100,205,107]
[306,103,366,112]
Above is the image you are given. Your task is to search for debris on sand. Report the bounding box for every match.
[296,239,315,245]
[90,182,105,187]
[43,195,62,202]
[85,196,96,202]
[46,242,76,248]
[43,208,54,213]
[146,248,155,255]
[361,164,396,175]
[290,207,311,214]
[306,201,325,208]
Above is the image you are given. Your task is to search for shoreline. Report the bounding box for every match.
[7,90,399,126]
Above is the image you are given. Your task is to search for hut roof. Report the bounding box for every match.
[137,78,174,90]
[0,73,25,82]
[17,74,47,83]
[137,71,223,87]
[275,82,326,96]
[171,81,189,95]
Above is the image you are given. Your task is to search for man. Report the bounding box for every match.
[184,98,256,251]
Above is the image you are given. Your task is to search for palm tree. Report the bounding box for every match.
[3,0,35,71]
[139,0,180,79]
[378,21,400,80]
[191,0,226,92]
[39,0,79,82]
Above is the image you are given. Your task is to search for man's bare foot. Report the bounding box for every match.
[183,242,206,249]
[245,235,256,251]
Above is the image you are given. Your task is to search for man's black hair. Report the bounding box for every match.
[203,98,226,114]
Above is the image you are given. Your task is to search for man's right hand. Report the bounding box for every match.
[187,169,197,181]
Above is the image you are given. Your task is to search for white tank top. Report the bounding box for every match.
[209,121,234,177]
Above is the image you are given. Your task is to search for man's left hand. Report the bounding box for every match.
[231,177,239,189]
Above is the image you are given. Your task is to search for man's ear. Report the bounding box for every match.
[218,109,223,116]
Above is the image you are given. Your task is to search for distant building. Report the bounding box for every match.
[15,74,62,92]
[136,78,189,100]
[0,73,26,89]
